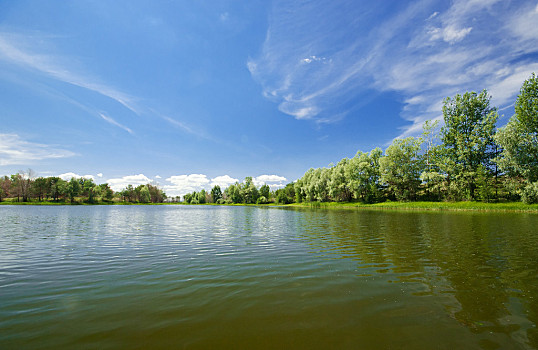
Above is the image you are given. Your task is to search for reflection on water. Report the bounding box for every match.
[0,205,537,349]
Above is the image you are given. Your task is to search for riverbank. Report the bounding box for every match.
[2,199,538,212]
[289,201,538,212]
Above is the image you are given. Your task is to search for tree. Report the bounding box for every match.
[197,189,207,204]
[31,177,49,201]
[345,148,382,203]
[82,178,99,203]
[495,117,538,183]
[259,184,270,202]
[67,177,81,203]
[241,177,259,204]
[328,159,352,202]
[441,90,498,200]
[0,176,11,201]
[147,184,165,203]
[380,137,424,201]
[225,183,243,203]
[514,72,538,134]
[99,183,114,201]
[494,73,538,201]
[139,185,151,203]
[210,185,222,203]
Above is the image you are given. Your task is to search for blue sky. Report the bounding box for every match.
[1,0,537,196]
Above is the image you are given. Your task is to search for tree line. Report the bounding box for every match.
[2,74,536,205]
[183,73,538,205]
[0,172,166,204]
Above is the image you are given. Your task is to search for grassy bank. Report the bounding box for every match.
[2,199,538,212]
[289,201,538,212]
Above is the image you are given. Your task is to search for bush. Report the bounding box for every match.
[521,182,538,204]
[256,196,267,204]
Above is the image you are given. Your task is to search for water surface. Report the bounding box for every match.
[0,205,537,349]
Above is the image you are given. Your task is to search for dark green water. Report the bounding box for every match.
[0,205,537,349]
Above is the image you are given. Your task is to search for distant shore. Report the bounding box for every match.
[2,200,538,212]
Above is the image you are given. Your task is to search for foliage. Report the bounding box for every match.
[521,182,538,204]
[514,72,538,134]
[210,185,222,203]
[440,90,498,200]
[380,137,424,201]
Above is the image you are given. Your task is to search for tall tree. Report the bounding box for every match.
[514,72,538,134]
[441,90,498,200]
[495,73,538,201]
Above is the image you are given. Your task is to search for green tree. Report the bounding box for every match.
[197,189,207,204]
[259,184,270,201]
[82,178,99,203]
[441,90,498,200]
[225,183,243,203]
[514,72,538,134]
[99,183,114,201]
[31,177,49,201]
[241,177,259,204]
[210,185,222,203]
[328,159,352,201]
[67,177,81,203]
[345,148,382,203]
[139,185,151,203]
[380,137,424,201]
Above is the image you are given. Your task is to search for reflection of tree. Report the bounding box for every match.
[291,208,538,348]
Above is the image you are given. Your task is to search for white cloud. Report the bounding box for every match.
[99,113,133,134]
[253,174,287,189]
[58,172,94,181]
[107,174,153,191]
[210,175,239,188]
[155,175,161,179]
[97,173,103,178]
[164,174,210,197]
[0,133,75,166]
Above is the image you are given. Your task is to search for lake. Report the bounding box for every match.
[0,205,537,349]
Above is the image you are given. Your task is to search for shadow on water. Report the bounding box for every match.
[282,207,538,349]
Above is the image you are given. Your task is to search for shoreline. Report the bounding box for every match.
[2,200,538,212]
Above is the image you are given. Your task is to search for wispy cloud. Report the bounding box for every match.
[99,113,133,134]
[0,32,139,114]
[0,133,75,166]
[249,0,538,139]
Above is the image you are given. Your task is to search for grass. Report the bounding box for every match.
[2,198,537,212]
[289,200,538,212]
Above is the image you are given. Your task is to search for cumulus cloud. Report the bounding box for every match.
[164,174,210,197]
[253,174,287,189]
[210,175,239,188]
[107,174,153,191]
[97,173,103,178]
[0,133,75,166]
